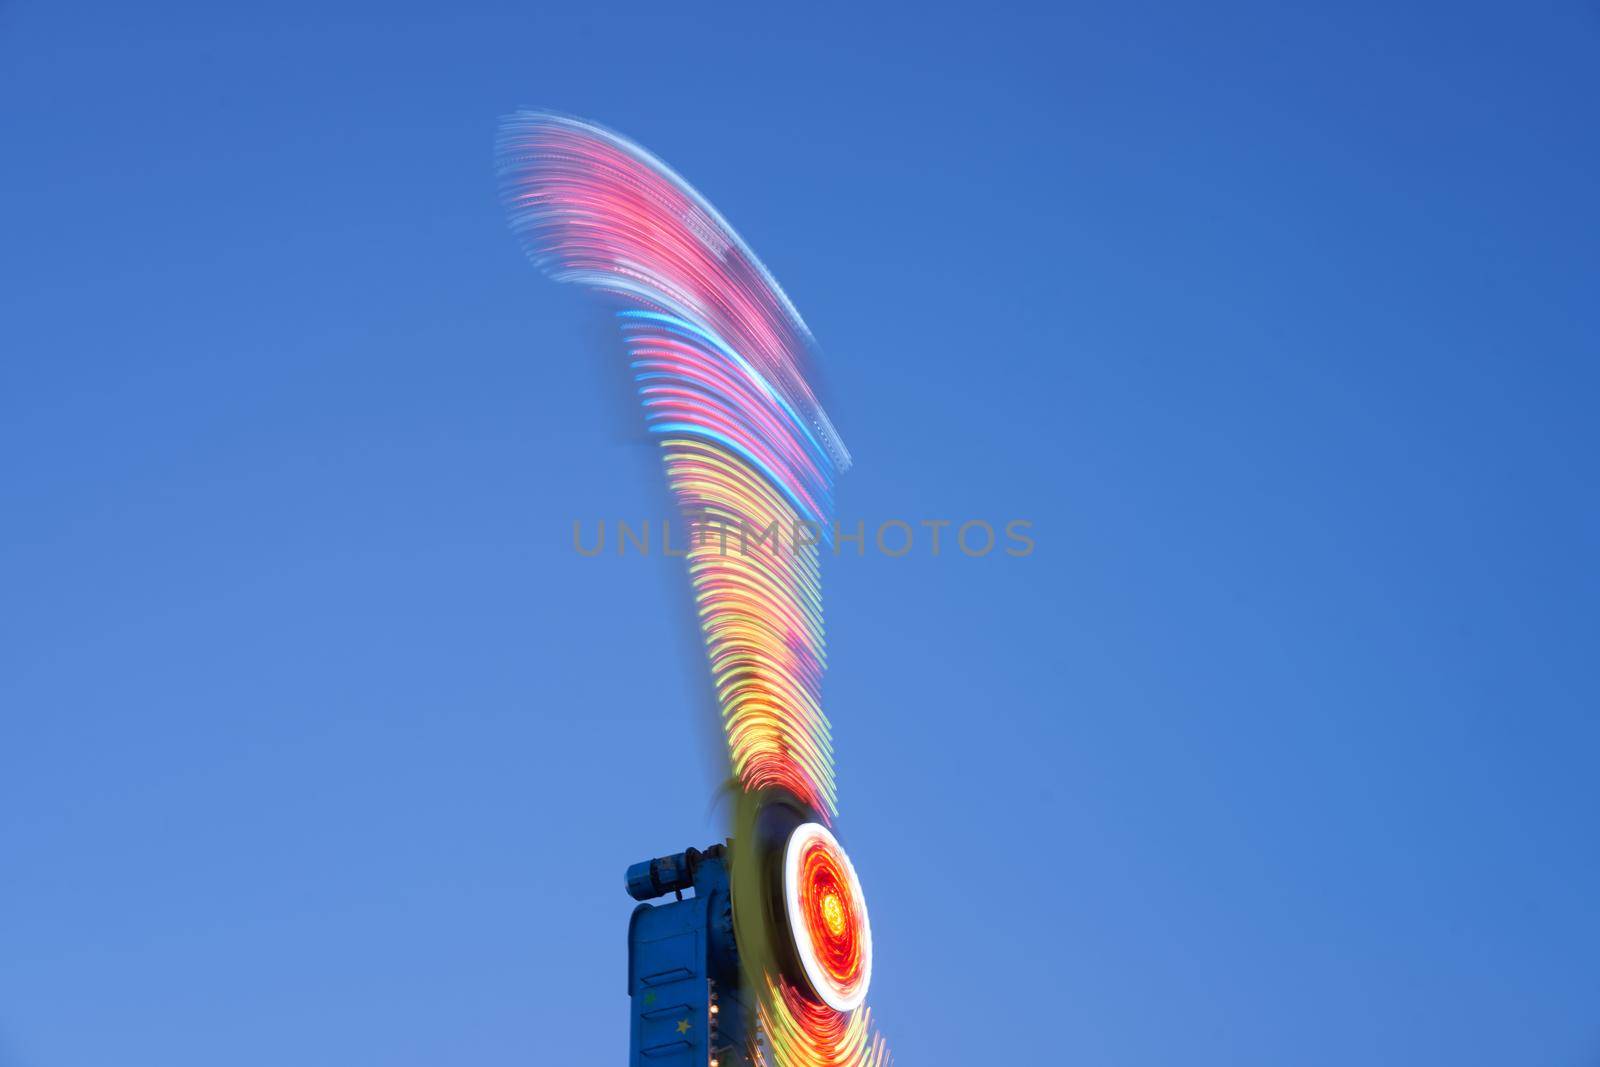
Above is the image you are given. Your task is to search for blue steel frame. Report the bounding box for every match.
[626,844,758,1066]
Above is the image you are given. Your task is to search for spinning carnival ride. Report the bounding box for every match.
[497,112,892,1067]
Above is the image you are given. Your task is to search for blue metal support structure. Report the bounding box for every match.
[626,844,757,1066]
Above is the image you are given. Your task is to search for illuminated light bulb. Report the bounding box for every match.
[710,1003,720,1014]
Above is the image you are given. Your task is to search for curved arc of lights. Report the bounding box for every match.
[498,109,890,1067]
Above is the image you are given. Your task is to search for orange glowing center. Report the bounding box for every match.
[821,892,846,935]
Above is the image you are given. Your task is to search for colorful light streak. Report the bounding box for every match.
[762,975,890,1067]
[498,109,889,1066]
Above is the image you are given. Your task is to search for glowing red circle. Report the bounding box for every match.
[783,822,872,1012]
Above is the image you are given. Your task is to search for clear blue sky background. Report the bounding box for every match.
[2,4,1597,1065]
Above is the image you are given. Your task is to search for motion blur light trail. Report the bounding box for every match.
[499,111,843,820]
[498,110,889,1066]
[661,436,835,815]
[764,977,888,1067]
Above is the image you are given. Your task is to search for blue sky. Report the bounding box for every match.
[2,4,1598,1065]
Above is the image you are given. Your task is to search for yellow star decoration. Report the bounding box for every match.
[676,1019,692,1035]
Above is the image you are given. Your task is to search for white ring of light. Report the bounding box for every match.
[782,821,872,1013]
